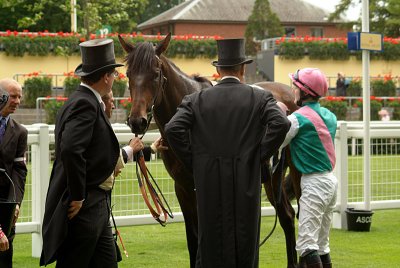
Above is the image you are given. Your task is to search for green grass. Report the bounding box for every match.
[13,209,400,267]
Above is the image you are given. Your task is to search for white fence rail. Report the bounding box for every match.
[18,122,400,257]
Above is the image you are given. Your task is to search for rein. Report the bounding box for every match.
[135,149,174,226]
[259,148,285,247]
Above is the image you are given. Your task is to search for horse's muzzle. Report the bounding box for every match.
[127,116,148,134]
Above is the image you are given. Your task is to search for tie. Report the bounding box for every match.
[0,118,6,144]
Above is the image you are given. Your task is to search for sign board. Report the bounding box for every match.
[347,32,383,52]
[96,25,112,38]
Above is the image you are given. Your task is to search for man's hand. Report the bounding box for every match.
[12,204,20,225]
[129,137,144,154]
[150,137,168,153]
[0,232,9,251]
[68,200,83,220]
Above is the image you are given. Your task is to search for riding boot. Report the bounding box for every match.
[298,251,323,268]
[320,253,332,268]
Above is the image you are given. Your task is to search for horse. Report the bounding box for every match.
[118,33,301,268]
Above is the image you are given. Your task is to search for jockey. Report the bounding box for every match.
[281,68,338,268]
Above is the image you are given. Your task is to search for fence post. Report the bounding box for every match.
[333,121,348,229]
[31,124,50,257]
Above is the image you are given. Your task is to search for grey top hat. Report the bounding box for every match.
[212,38,253,67]
[74,39,123,77]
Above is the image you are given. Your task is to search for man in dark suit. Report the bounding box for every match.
[0,78,28,268]
[165,39,290,268]
[40,39,123,267]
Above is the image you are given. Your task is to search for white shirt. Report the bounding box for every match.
[80,82,105,111]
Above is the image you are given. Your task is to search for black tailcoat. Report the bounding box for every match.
[165,78,290,268]
[40,86,119,265]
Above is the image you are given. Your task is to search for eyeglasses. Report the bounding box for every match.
[111,70,119,78]
[293,69,319,96]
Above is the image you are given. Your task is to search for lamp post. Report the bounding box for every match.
[70,0,77,33]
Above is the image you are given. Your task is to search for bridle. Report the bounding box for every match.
[130,54,173,226]
[128,54,167,139]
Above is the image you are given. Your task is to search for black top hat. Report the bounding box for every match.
[212,39,253,67]
[74,39,123,77]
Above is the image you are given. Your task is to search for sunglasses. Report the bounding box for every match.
[293,70,319,96]
[111,70,119,78]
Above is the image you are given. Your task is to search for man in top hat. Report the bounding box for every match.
[0,79,27,267]
[165,39,290,267]
[40,39,122,267]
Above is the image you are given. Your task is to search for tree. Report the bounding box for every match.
[0,0,147,34]
[244,0,284,56]
[329,0,400,37]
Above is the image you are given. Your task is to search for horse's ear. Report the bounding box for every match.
[155,33,171,56]
[118,34,134,53]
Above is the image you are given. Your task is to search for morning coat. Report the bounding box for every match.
[40,85,119,265]
[165,78,290,268]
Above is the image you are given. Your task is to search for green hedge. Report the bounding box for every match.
[0,34,218,58]
[320,97,348,120]
[23,76,52,108]
[277,38,400,61]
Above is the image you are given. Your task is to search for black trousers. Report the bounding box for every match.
[56,189,118,268]
[0,227,15,268]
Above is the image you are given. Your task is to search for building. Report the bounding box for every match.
[138,0,348,38]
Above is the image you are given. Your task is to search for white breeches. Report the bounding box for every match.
[296,172,338,257]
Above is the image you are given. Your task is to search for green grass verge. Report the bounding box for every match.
[13,209,400,267]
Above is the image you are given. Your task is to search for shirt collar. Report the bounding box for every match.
[80,82,102,104]
[220,76,240,82]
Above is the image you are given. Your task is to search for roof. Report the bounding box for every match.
[138,0,340,29]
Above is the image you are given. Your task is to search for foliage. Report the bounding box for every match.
[0,32,218,59]
[112,73,128,97]
[387,98,400,120]
[277,36,400,61]
[354,98,383,120]
[329,0,400,38]
[120,98,132,117]
[371,75,397,96]
[63,72,80,97]
[346,78,362,96]
[320,97,348,120]
[0,0,148,34]
[245,0,284,56]
[23,74,52,108]
[43,98,66,124]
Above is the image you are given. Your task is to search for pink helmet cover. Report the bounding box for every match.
[289,68,328,97]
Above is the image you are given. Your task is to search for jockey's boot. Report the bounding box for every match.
[298,251,323,268]
[320,253,332,268]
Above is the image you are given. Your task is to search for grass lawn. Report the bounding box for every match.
[13,209,400,267]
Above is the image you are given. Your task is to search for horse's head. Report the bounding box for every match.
[118,33,171,134]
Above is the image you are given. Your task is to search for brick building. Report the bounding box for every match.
[138,0,349,38]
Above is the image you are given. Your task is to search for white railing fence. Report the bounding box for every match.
[19,122,400,257]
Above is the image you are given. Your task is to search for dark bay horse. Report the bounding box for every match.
[118,33,301,268]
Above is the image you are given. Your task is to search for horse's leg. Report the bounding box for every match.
[264,164,297,268]
[174,182,198,268]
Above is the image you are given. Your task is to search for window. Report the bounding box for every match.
[311,27,324,37]
[285,27,296,37]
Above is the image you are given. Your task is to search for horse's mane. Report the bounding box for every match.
[125,42,155,76]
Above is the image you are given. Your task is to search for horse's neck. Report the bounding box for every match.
[154,58,205,129]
